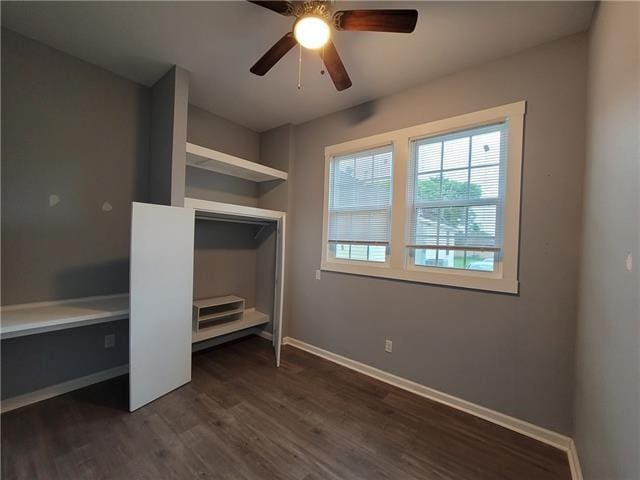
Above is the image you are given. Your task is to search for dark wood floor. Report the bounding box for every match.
[1,336,571,480]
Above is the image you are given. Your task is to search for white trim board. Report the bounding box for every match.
[282,336,582,479]
[184,197,285,221]
[1,364,129,414]
[255,329,273,342]
[186,142,287,182]
[567,440,584,480]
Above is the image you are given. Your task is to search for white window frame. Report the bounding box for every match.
[325,144,394,267]
[321,101,525,293]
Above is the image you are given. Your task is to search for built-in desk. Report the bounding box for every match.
[1,294,130,339]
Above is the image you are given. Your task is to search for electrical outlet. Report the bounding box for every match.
[315,269,321,280]
[385,339,393,353]
[104,334,116,349]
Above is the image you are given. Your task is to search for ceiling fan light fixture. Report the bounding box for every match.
[249,2,419,91]
[293,15,330,50]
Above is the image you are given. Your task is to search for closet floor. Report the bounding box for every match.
[1,336,571,480]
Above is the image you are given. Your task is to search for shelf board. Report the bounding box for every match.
[193,295,244,309]
[1,294,129,339]
[192,308,269,344]
[198,307,244,323]
[186,142,287,182]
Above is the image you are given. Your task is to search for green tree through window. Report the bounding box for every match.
[417,177,483,231]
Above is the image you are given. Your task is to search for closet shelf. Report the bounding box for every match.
[198,307,244,322]
[192,308,269,344]
[193,295,246,330]
[186,142,287,182]
[1,294,129,339]
[193,294,244,309]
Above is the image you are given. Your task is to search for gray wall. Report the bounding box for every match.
[258,123,293,211]
[186,169,258,207]
[149,66,189,207]
[1,321,129,399]
[186,104,260,207]
[257,124,294,334]
[287,34,588,435]
[255,226,277,333]
[1,28,150,304]
[573,3,640,479]
[1,29,147,397]
[187,104,260,162]
[193,220,259,308]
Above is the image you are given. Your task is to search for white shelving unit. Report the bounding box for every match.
[186,142,287,182]
[191,295,270,344]
[1,294,129,339]
[192,308,269,344]
[193,295,245,329]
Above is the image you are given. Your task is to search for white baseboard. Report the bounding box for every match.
[1,364,129,414]
[282,336,581,479]
[255,329,273,341]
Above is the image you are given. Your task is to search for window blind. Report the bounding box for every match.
[407,123,507,261]
[328,145,393,245]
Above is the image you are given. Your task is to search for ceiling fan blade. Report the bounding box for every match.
[322,41,352,91]
[248,1,293,16]
[333,10,418,33]
[250,32,297,76]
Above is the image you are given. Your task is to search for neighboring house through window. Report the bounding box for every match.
[407,122,507,273]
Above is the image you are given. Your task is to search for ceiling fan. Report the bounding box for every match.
[248,1,418,91]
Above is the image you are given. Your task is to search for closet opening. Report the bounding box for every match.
[190,215,277,352]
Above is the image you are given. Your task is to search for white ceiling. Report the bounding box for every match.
[1,1,594,132]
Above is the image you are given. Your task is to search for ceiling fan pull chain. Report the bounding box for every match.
[297,43,303,90]
[320,45,325,75]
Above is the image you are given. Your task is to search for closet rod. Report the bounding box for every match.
[254,224,275,240]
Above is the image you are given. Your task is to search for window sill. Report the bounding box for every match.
[320,261,519,294]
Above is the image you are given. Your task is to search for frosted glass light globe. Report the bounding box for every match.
[294,16,330,50]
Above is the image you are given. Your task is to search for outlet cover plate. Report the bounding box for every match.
[104,334,116,349]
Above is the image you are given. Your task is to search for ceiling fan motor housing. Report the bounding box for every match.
[290,1,332,20]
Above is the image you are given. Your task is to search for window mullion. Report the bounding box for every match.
[464,136,472,268]
[435,140,445,264]
[389,135,408,270]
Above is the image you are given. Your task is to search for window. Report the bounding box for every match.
[407,123,506,273]
[327,146,393,264]
[321,101,525,293]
